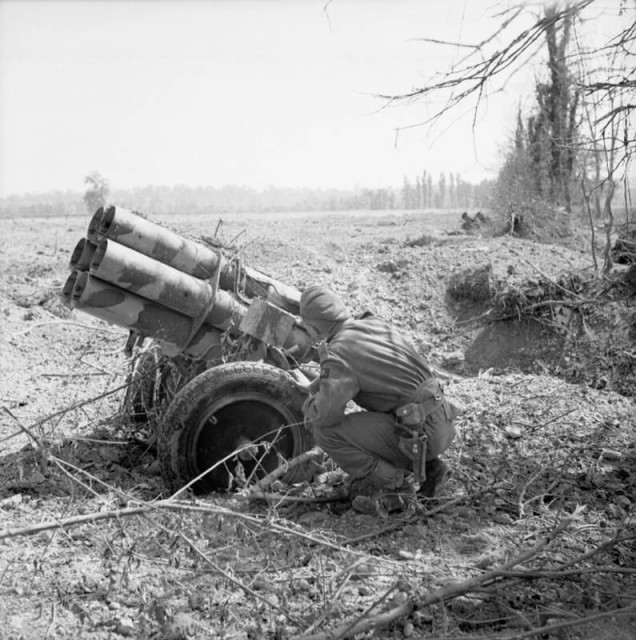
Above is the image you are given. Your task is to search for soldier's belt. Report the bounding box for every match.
[394,378,444,427]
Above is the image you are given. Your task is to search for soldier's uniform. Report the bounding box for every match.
[300,286,459,513]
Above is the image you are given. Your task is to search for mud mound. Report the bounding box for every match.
[447,262,636,396]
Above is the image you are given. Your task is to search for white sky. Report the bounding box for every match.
[0,0,629,197]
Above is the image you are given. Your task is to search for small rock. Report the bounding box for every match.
[188,592,206,610]
[614,495,632,509]
[607,503,625,519]
[116,616,135,636]
[492,512,513,525]
[0,494,23,509]
[296,511,326,528]
[403,621,415,637]
[403,524,428,538]
[378,260,398,273]
[351,559,381,580]
[29,470,46,484]
[163,612,198,639]
[145,459,161,475]
[295,578,312,592]
[412,610,433,627]
[98,447,121,463]
[8,615,24,631]
[252,578,268,591]
[504,425,523,439]
[441,350,464,369]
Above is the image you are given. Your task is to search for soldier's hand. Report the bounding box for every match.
[288,368,312,392]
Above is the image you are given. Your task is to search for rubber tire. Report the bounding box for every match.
[158,362,312,494]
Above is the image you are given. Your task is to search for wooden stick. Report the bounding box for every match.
[295,519,573,640]
[424,605,636,640]
[293,582,408,640]
[417,518,572,607]
[25,383,129,431]
[0,504,155,541]
[249,447,323,493]
[529,407,578,433]
[1,405,44,448]
[507,248,586,300]
[177,530,304,626]
[294,598,412,640]
[301,565,359,635]
[0,498,354,558]
[344,491,485,546]
[496,566,636,578]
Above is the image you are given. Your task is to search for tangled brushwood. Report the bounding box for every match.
[448,261,636,396]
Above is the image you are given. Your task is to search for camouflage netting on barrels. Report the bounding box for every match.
[447,263,636,396]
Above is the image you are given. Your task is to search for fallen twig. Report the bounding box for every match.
[300,563,359,635]
[0,504,154,541]
[298,519,573,640]
[507,248,586,301]
[0,497,353,557]
[496,566,636,578]
[250,447,323,493]
[294,581,409,640]
[39,372,109,378]
[427,605,636,640]
[177,530,305,626]
[26,383,129,431]
[1,405,44,448]
[344,489,493,546]
[517,467,549,518]
[418,518,572,607]
[529,407,578,433]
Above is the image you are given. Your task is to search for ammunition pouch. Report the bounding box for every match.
[395,378,445,429]
[395,377,462,463]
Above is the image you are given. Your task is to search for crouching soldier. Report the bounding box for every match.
[298,285,461,516]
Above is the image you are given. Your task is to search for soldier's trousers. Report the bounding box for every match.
[311,402,456,481]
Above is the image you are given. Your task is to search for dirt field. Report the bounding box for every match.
[1,210,634,639]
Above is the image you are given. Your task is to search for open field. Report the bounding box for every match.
[0,209,634,639]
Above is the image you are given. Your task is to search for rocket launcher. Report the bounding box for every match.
[62,206,314,363]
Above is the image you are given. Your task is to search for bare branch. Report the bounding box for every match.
[410,37,480,49]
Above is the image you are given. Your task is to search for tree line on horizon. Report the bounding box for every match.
[0,171,492,219]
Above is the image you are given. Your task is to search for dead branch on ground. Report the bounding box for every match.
[296,519,574,640]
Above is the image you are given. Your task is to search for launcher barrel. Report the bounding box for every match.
[62,207,313,362]
[91,205,301,314]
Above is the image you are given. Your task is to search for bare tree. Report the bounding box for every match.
[382,0,634,242]
[382,1,632,133]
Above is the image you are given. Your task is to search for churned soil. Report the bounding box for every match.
[0,210,634,640]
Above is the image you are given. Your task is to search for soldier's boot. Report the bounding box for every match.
[418,457,451,498]
[349,460,415,517]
